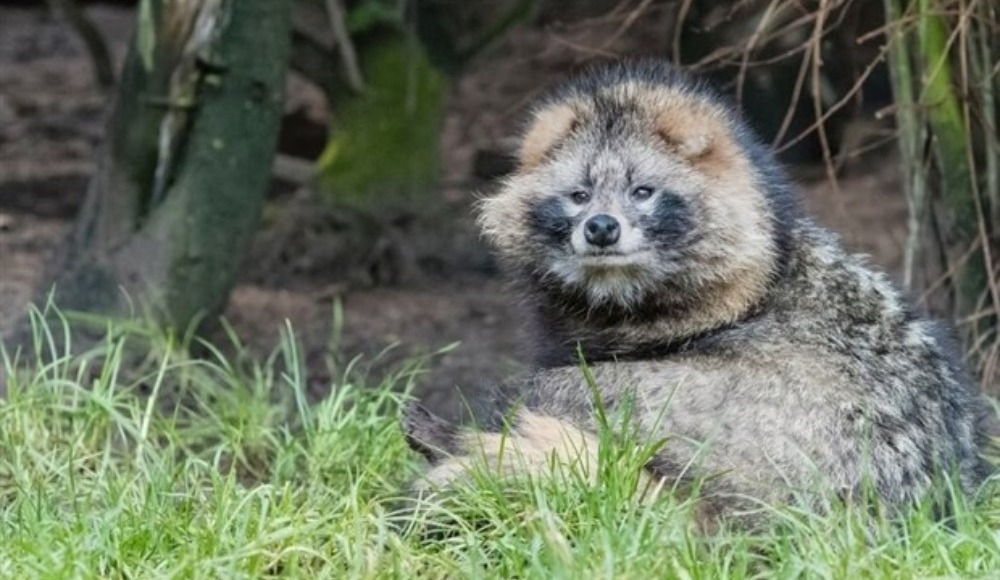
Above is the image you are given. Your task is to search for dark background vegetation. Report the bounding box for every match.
[0,0,997,421]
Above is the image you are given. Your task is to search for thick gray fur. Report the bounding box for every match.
[402,59,990,526]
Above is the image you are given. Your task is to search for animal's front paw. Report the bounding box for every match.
[401,401,461,461]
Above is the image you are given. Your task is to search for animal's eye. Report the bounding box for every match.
[570,190,591,204]
[631,186,654,201]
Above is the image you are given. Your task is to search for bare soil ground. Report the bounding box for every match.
[0,5,917,419]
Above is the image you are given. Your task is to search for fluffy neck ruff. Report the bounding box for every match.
[522,256,782,367]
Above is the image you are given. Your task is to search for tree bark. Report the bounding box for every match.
[29,0,292,338]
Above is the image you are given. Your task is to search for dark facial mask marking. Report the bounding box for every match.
[639,192,692,248]
[528,197,574,245]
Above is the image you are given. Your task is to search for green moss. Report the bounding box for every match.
[317,36,445,207]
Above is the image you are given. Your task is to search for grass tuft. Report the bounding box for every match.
[0,308,998,578]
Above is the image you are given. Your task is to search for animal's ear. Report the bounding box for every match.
[519,103,580,170]
[653,107,716,161]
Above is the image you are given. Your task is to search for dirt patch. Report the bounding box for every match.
[1,4,942,421]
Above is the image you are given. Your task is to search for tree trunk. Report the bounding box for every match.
[37,0,291,338]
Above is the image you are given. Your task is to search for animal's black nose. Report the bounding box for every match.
[584,214,620,247]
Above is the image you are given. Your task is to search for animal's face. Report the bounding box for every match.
[515,131,705,306]
[479,79,780,311]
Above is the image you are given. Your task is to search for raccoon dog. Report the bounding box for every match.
[402,60,989,527]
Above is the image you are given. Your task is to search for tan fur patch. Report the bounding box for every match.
[696,164,776,321]
[653,106,716,160]
[469,412,601,478]
[413,411,662,502]
[519,103,582,170]
[644,91,737,178]
[475,174,536,260]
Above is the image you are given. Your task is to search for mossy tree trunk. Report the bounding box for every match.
[43,0,291,336]
[312,0,532,210]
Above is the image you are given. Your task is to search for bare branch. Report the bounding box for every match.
[325,0,365,93]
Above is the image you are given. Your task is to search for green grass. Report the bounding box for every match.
[1,306,999,579]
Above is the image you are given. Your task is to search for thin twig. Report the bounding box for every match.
[973,1,999,228]
[47,0,115,88]
[919,239,979,307]
[810,0,840,195]
[770,36,812,149]
[735,0,783,107]
[273,154,316,185]
[884,0,928,290]
[324,0,365,93]
[774,43,888,154]
[689,8,843,71]
[672,0,694,64]
[595,0,657,56]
